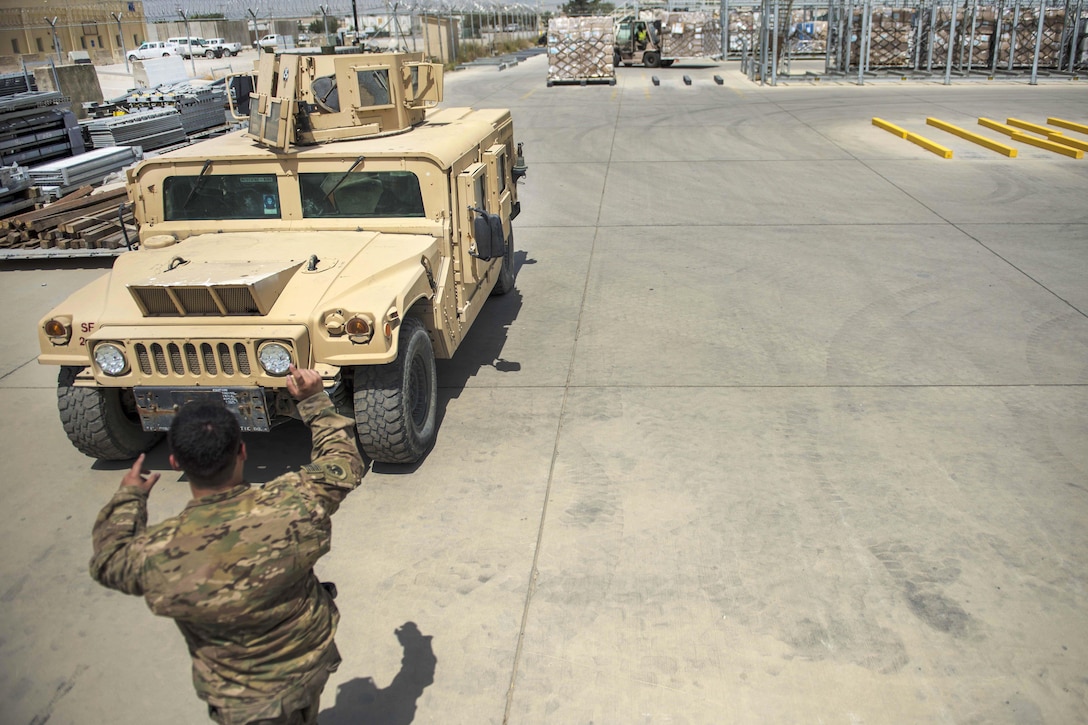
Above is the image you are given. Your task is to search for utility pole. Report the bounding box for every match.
[111,12,129,73]
[178,8,196,76]
[320,4,330,42]
[352,0,360,42]
[247,7,260,48]
[45,16,62,64]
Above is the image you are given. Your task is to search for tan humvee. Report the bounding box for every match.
[37,51,525,464]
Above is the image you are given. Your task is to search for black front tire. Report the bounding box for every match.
[57,367,161,460]
[353,318,437,463]
[613,50,622,67]
[644,51,661,68]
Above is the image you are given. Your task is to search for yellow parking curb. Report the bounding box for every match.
[978,118,1084,158]
[926,117,1017,157]
[1006,117,1054,136]
[1047,117,1088,136]
[873,118,953,158]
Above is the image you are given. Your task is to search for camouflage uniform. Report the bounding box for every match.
[90,392,364,725]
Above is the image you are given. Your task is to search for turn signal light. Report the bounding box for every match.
[44,317,72,343]
[345,317,371,336]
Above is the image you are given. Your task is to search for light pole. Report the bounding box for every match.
[320,4,330,42]
[45,16,62,64]
[111,12,129,72]
[178,8,196,75]
[247,7,260,48]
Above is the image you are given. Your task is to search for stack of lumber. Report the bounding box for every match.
[547,16,615,83]
[0,185,136,251]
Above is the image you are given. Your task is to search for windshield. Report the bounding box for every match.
[163,174,281,221]
[299,171,425,218]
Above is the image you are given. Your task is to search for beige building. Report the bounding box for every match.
[0,0,147,68]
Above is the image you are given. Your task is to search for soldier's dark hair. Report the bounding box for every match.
[168,402,242,486]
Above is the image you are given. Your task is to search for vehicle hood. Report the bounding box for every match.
[96,230,440,325]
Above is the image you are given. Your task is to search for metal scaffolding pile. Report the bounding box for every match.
[0,92,85,168]
[0,72,37,97]
[26,146,143,195]
[85,108,188,151]
[737,0,1087,83]
[547,16,616,85]
[123,81,228,135]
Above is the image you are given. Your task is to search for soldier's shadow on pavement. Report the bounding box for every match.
[320,622,437,725]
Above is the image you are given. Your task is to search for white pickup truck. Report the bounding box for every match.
[205,38,243,57]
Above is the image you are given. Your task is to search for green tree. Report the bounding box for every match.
[307,14,342,34]
[559,0,615,16]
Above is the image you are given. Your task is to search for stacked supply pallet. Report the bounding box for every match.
[855,8,914,67]
[0,92,85,167]
[659,11,723,59]
[547,16,616,85]
[85,108,187,151]
[27,146,142,196]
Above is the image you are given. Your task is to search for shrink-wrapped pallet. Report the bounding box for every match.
[852,8,913,67]
[659,11,723,58]
[547,16,615,82]
[728,10,759,53]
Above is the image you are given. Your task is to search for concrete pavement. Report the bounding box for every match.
[1,55,1086,724]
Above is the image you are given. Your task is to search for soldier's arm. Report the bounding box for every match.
[89,454,159,595]
[290,367,365,511]
[89,488,150,596]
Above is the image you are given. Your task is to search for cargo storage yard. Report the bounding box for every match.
[1,21,1087,725]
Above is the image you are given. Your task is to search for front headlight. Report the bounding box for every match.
[93,343,128,376]
[257,341,293,376]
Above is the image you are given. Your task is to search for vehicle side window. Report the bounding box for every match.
[474,175,486,212]
[356,69,391,106]
[299,171,425,218]
[163,174,280,221]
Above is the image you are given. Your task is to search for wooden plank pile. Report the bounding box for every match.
[0,185,136,251]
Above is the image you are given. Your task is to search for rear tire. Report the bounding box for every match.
[57,366,161,460]
[204,49,215,58]
[492,230,516,295]
[353,318,437,463]
[661,59,675,67]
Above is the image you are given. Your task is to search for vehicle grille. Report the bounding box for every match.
[130,285,261,316]
[132,340,263,380]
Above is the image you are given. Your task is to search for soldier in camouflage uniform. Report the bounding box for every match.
[90,366,365,725]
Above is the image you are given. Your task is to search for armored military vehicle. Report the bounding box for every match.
[37,51,525,464]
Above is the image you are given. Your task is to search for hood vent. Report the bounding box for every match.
[128,260,303,317]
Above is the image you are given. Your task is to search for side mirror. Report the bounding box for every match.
[512,142,527,183]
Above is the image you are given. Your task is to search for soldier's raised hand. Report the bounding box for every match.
[120,453,161,495]
[286,365,324,401]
